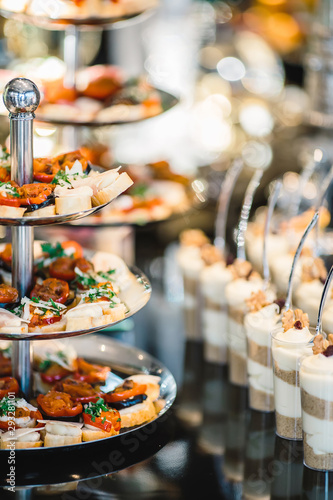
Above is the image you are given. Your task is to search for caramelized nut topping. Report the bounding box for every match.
[179,229,210,247]
[229,259,261,281]
[313,333,333,355]
[282,308,310,332]
[301,257,327,283]
[200,244,224,266]
[245,290,270,313]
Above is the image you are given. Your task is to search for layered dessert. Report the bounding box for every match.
[271,309,313,440]
[176,229,209,340]
[269,248,312,296]
[294,257,327,326]
[244,291,280,412]
[199,248,232,364]
[300,334,333,470]
[225,261,263,386]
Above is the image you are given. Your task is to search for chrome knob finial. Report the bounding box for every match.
[3,78,40,114]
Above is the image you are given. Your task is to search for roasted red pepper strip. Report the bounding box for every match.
[103,382,147,403]
[54,378,102,403]
[37,391,82,417]
[74,358,110,384]
[40,364,72,384]
[0,377,19,399]
[83,409,121,433]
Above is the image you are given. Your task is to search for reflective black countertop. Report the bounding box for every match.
[1,248,333,500]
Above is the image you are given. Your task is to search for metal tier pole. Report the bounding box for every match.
[3,78,40,398]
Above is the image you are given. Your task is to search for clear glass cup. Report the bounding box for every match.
[300,347,333,470]
[271,326,315,440]
[201,296,228,364]
[245,317,275,412]
[227,306,248,387]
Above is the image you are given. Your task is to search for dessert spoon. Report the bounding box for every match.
[262,178,282,290]
[284,211,319,311]
[214,157,244,256]
[316,264,333,336]
[236,168,264,261]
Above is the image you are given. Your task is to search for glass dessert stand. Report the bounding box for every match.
[0,78,176,479]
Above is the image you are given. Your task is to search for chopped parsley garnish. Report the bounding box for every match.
[98,269,116,280]
[12,303,24,317]
[1,147,10,161]
[0,397,18,417]
[83,286,116,304]
[52,169,87,187]
[41,242,66,259]
[39,359,52,372]
[84,398,109,420]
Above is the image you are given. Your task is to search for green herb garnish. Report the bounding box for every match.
[84,398,109,419]
[129,183,149,199]
[41,242,66,259]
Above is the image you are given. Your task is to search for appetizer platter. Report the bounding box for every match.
[0,334,176,481]
[0,0,158,28]
[0,66,179,127]
[0,239,151,339]
[0,148,135,226]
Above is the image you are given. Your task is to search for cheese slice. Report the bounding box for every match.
[1,427,45,442]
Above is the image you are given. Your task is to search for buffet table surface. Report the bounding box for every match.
[0,248,332,500]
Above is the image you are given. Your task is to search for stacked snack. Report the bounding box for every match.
[199,245,232,364]
[294,257,327,326]
[176,230,209,340]
[271,308,314,440]
[225,261,263,386]
[244,291,281,412]
[300,334,333,470]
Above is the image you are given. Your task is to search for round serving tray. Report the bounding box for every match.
[0,265,151,340]
[34,89,179,127]
[0,334,177,487]
[0,4,156,30]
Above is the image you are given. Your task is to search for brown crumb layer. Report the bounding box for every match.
[248,339,272,367]
[205,298,228,312]
[275,412,302,440]
[249,384,274,412]
[184,309,201,340]
[229,306,245,325]
[273,362,299,386]
[229,350,248,387]
[304,432,333,470]
[183,276,199,297]
[301,389,333,421]
[204,342,227,364]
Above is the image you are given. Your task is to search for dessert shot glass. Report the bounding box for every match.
[245,314,275,412]
[300,349,333,471]
[271,326,315,440]
[227,306,248,387]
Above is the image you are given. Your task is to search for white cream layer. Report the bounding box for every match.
[272,327,314,371]
[202,310,228,347]
[200,263,233,302]
[303,412,333,455]
[294,280,324,326]
[270,254,302,295]
[322,302,333,335]
[247,358,274,393]
[176,246,204,279]
[273,376,301,418]
[300,354,333,401]
[225,278,263,310]
[245,303,280,347]
[228,318,247,357]
[246,233,289,274]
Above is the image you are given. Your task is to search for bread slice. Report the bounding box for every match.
[55,195,92,215]
[28,317,66,334]
[24,205,56,217]
[92,172,133,206]
[0,324,28,334]
[118,399,156,428]
[66,316,93,332]
[44,434,82,447]
[91,304,126,327]
[82,426,119,442]
[0,205,26,218]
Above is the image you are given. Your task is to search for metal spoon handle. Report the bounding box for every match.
[263,179,282,288]
[285,211,319,310]
[214,157,244,255]
[314,163,333,256]
[317,265,333,336]
[236,168,264,261]
[289,152,323,217]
